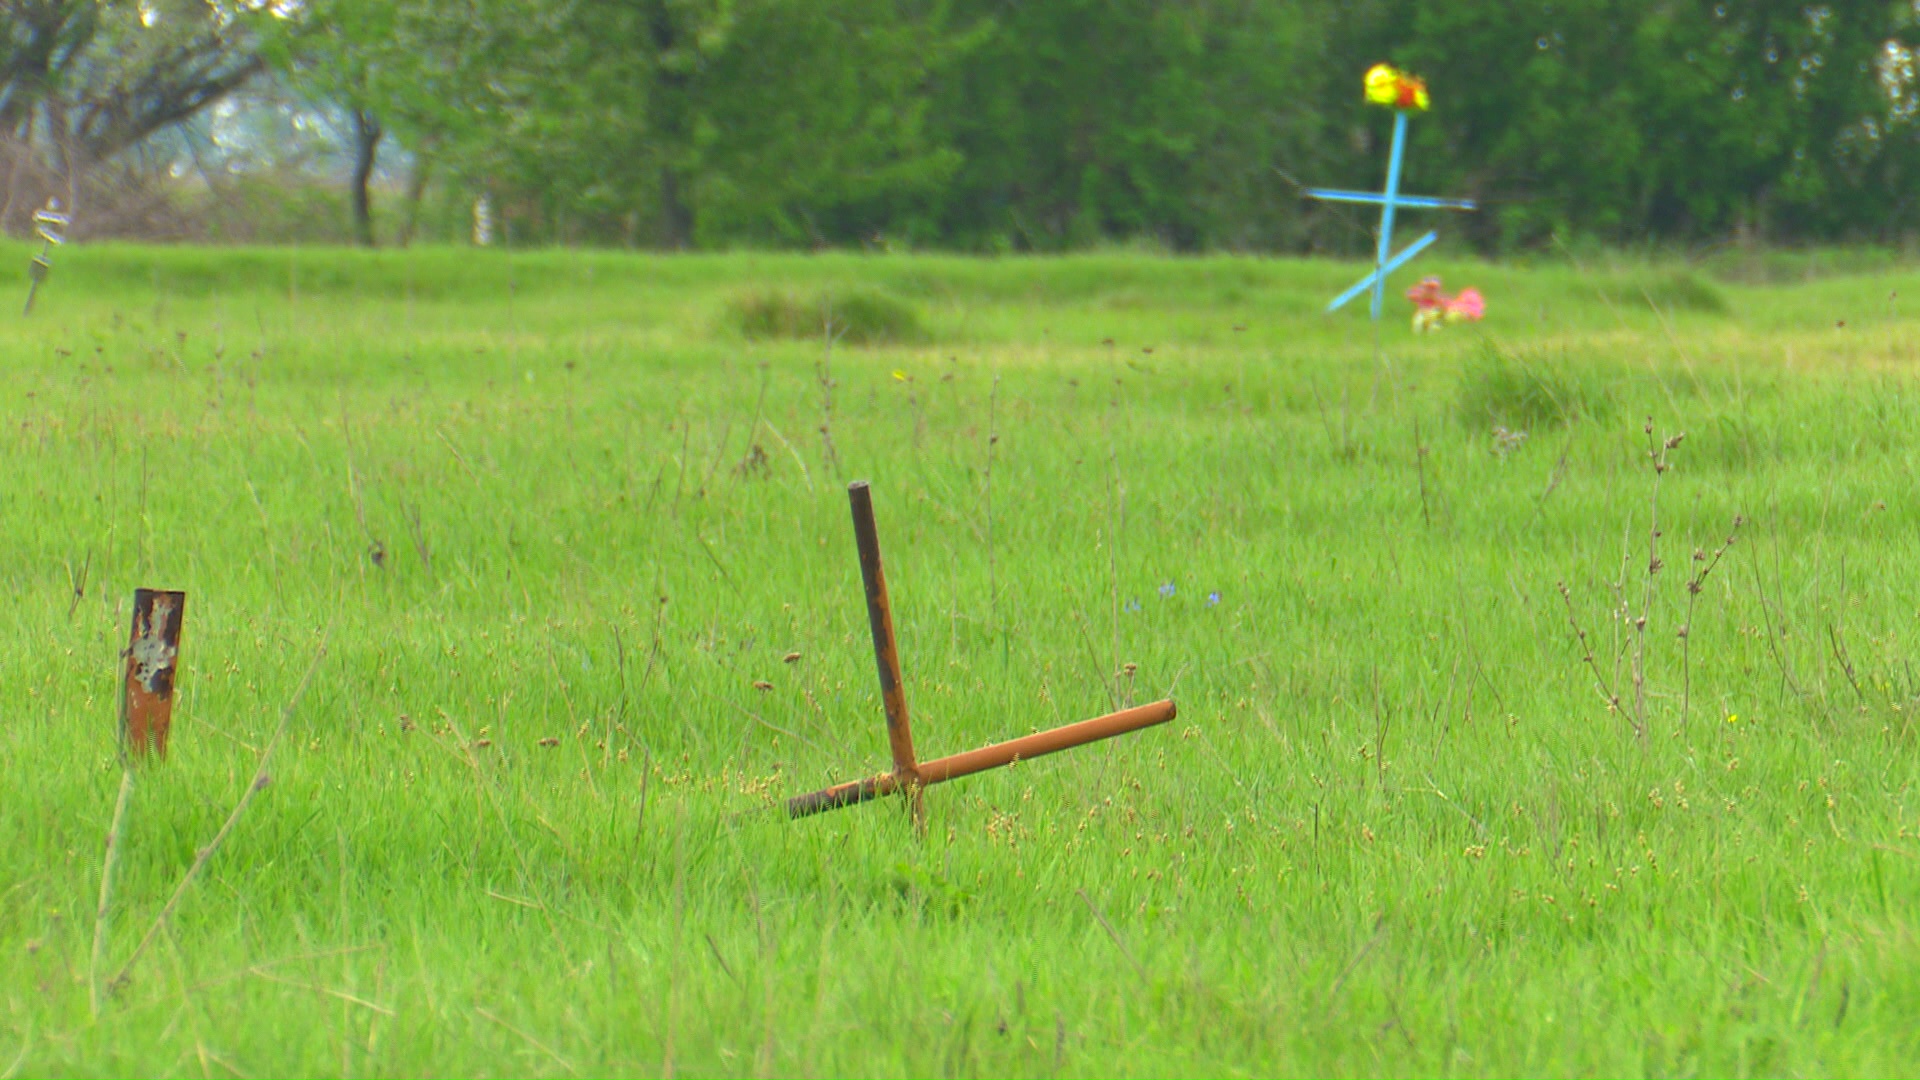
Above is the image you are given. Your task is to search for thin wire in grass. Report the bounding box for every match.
[757,418,813,491]
[695,418,734,498]
[0,1026,28,1080]
[88,766,135,1019]
[1748,517,1816,719]
[1106,446,1122,711]
[474,1007,575,1075]
[986,373,1000,669]
[108,631,331,997]
[1412,415,1432,529]
[1076,889,1145,980]
[671,419,692,516]
[428,715,569,957]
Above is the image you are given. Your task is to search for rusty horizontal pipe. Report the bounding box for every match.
[785,699,1176,819]
[917,699,1176,783]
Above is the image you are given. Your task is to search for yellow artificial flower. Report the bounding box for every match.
[1363,63,1431,113]
[1365,64,1399,106]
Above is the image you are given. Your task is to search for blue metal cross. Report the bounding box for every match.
[1308,112,1475,320]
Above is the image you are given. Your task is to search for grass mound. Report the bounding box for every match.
[1612,269,1730,315]
[1456,342,1615,430]
[1642,269,1729,314]
[727,286,927,345]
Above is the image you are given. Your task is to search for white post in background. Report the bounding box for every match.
[25,197,70,316]
[472,194,495,247]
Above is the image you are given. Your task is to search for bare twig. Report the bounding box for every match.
[1629,420,1683,743]
[1679,515,1744,728]
[1535,435,1571,515]
[403,500,431,578]
[1829,625,1865,705]
[1749,525,1813,713]
[1558,581,1623,723]
[1827,553,1865,707]
[816,317,844,477]
[65,550,90,619]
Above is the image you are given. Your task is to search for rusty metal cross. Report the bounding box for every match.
[785,482,1176,821]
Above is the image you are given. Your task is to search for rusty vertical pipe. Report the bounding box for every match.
[121,589,184,760]
[847,482,922,818]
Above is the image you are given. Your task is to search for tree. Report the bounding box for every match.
[1345,0,1920,247]
[683,0,970,246]
[919,0,1333,252]
[268,0,522,246]
[441,0,966,248]
[1,0,265,214]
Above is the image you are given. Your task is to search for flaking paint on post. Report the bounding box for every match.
[122,589,184,760]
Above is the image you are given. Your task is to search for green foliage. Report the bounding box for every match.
[727,285,926,345]
[923,0,1333,251]
[38,1,1920,252]
[1703,246,1913,285]
[1353,0,1920,249]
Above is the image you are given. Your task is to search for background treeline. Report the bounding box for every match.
[5,0,1920,252]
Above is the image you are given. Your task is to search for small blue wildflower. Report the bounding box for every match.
[1125,599,1141,613]
[1207,591,1221,606]
[1158,581,1176,598]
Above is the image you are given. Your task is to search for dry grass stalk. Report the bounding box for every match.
[107,635,329,996]
[88,766,135,1018]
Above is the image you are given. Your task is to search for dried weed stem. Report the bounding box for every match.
[108,634,329,995]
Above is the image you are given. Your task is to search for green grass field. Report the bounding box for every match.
[2,243,1917,1077]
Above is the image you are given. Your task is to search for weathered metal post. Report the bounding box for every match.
[847,481,924,825]
[121,589,184,760]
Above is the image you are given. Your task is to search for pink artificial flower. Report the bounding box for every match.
[1444,287,1484,322]
[1406,276,1446,311]
[1406,278,1484,331]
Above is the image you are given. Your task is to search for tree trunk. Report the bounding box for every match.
[397,142,434,249]
[350,108,384,248]
[658,162,692,249]
[645,4,694,249]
